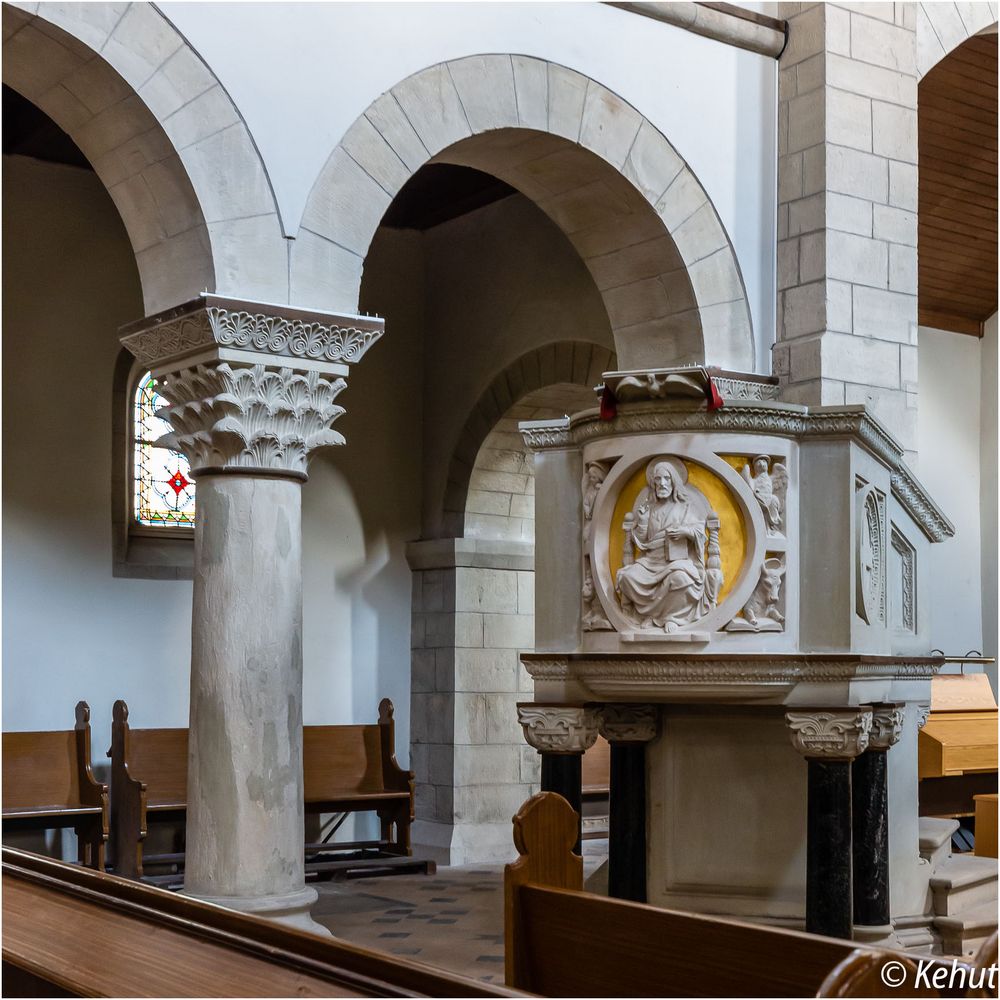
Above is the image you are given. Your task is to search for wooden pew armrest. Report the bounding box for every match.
[74,702,109,817]
[378,698,416,795]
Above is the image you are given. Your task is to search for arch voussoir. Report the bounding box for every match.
[917,2,999,78]
[294,55,755,372]
[3,2,283,313]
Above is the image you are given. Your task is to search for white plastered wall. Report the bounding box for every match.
[2,155,191,741]
[0,155,423,761]
[918,324,997,670]
[157,1,777,371]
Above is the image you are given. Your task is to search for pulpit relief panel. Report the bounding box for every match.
[578,436,798,649]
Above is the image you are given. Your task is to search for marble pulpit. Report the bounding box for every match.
[516,367,955,947]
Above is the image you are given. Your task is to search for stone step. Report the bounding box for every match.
[920,816,960,870]
[934,900,1000,957]
[892,913,938,955]
[929,855,999,916]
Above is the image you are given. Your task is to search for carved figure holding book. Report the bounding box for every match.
[617,457,723,631]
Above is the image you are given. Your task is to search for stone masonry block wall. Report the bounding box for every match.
[409,383,595,862]
[409,560,539,863]
[776,2,919,458]
[464,386,601,542]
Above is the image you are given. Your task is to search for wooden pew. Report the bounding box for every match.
[2,846,520,998]
[504,792,988,998]
[110,698,422,880]
[2,702,108,871]
[919,674,998,824]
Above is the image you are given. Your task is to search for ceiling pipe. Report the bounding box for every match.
[606,2,788,59]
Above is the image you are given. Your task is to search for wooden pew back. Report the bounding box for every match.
[303,724,384,798]
[2,703,105,816]
[504,793,980,999]
[3,730,86,813]
[124,728,188,808]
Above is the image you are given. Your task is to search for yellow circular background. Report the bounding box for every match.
[607,457,747,604]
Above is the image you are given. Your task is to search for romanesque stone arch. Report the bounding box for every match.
[2,2,282,313]
[440,341,616,537]
[293,56,754,373]
[917,2,998,78]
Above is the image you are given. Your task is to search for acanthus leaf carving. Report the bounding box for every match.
[154,363,347,478]
[785,709,872,759]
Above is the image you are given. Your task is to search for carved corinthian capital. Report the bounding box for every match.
[154,363,347,478]
[120,296,383,479]
[785,709,872,760]
[517,704,598,754]
[598,704,659,743]
[869,706,905,750]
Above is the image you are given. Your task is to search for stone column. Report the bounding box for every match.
[598,704,658,903]
[786,708,872,939]
[121,296,382,933]
[517,704,598,854]
[776,4,918,460]
[853,705,904,937]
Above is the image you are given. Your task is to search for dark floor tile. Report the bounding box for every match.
[428,918,457,924]
[476,955,504,964]
[378,932,410,938]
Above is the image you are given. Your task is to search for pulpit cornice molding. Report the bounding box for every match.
[517,393,953,543]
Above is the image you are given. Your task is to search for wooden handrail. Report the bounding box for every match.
[3,847,521,998]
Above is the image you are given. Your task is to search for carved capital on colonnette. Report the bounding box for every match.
[517,704,598,754]
[869,705,905,750]
[120,295,384,480]
[598,704,659,743]
[785,709,872,760]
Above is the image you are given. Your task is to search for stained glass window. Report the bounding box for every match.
[133,372,196,528]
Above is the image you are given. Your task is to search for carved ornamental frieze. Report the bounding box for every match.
[517,704,599,754]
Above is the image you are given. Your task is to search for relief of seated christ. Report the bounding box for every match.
[616,457,722,631]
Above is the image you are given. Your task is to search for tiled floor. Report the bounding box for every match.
[313,841,608,984]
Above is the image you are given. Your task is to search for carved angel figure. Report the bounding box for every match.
[581,461,612,631]
[742,455,787,535]
[616,457,722,631]
[582,462,606,542]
